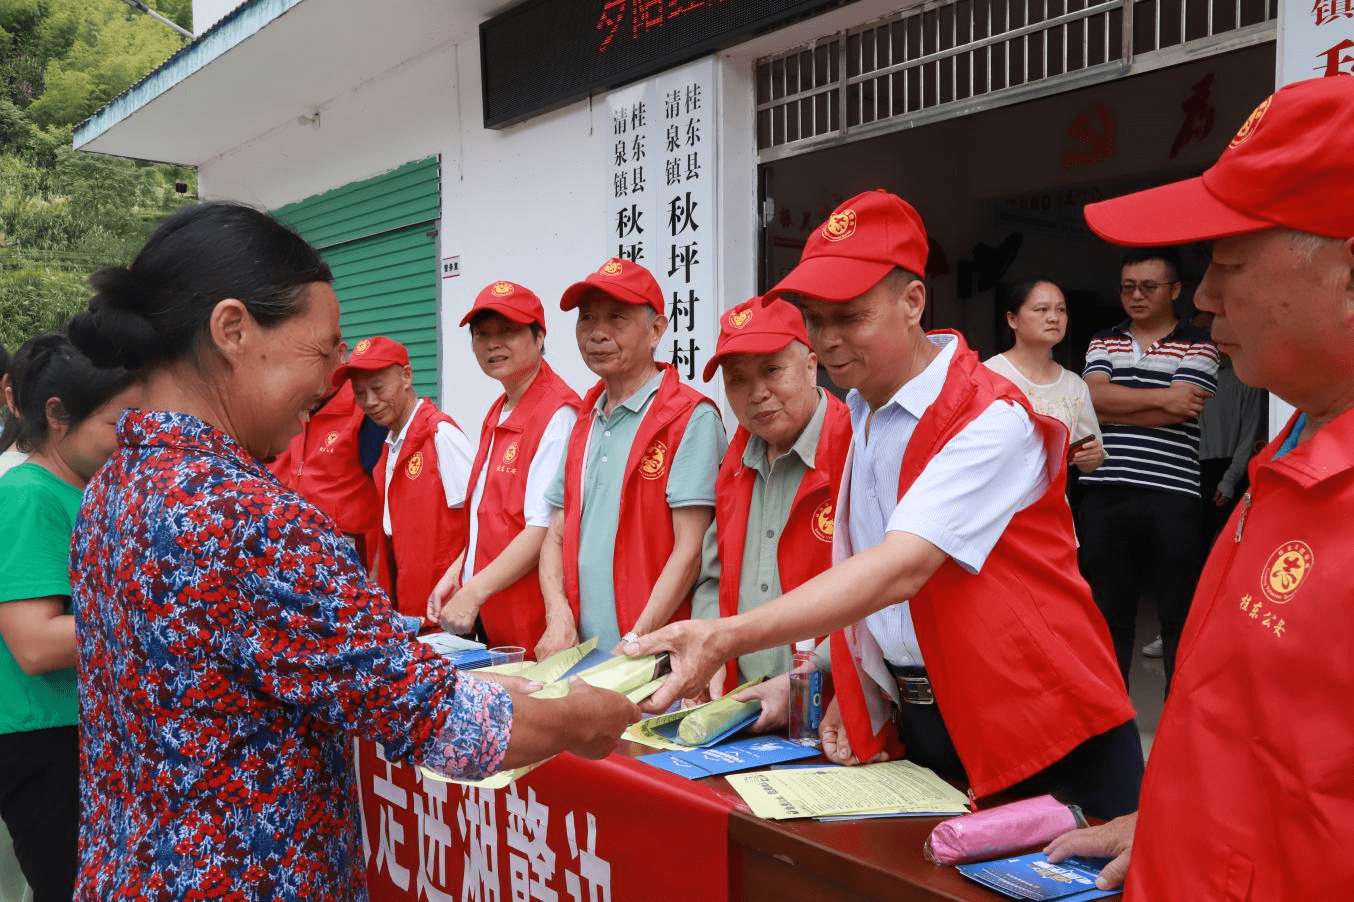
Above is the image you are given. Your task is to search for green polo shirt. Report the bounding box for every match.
[546,369,725,650]
[691,390,830,682]
[0,462,81,734]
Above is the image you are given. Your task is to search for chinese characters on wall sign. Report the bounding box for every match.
[1280,1,1354,81]
[607,57,719,383]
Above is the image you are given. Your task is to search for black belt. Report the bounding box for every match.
[886,663,935,705]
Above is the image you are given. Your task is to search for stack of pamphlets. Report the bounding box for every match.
[639,735,819,779]
[416,631,493,669]
[725,759,969,820]
[957,853,1119,900]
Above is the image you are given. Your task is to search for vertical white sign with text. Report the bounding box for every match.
[605,57,719,385]
[1271,2,1353,435]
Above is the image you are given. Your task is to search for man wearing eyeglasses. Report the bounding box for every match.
[1077,247,1219,691]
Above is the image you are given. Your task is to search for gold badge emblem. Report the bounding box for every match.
[353,338,372,355]
[491,281,515,296]
[325,431,339,447]
[1230,96,1271,149]
[600,259,624,276]
[728,308,753,330]
[811,500,835,542]
[405,451,424,480]
[822,209,857,242]
[503,441,519,464]
[1261,540,1313,604]
[639,440,667,480]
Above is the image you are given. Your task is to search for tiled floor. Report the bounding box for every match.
[1127,603,1169,761]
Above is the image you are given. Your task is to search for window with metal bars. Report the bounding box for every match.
[755,0,1277,159]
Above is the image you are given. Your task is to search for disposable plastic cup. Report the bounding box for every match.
[488,646,526,667]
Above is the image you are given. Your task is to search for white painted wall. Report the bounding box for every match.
[192,0,239,33]
[195,25,758,439]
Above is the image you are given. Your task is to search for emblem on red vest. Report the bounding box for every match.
[822,209,857,242]
[811,500,835,543]
[325,431,339,447]
[639,440,667,480]
[353,338,372,355]
[406,451,424,480]
[503,441,519,464]
[1261,540,1313,604]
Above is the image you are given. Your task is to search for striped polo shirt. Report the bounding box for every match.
[1081,319,1219,497]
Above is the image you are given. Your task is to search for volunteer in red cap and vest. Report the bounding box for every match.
[333,336,474,625]
[629,190,1140,818]
[426,281,581,654]
[689,297,851,710]
[1044,76,1354,899]
[268,346,387,571]
[538,258,725,659]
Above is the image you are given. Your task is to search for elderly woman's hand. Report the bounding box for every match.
[561,678,642,759]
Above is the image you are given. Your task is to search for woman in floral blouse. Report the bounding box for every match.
[64,203,639,902]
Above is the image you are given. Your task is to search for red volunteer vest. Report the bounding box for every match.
[714,392,852,690]
[1127,408,1354,901]
[831,332,1133,798]
[464,362,580,651]
[375,401,468,624]
[268,382,382,568]
[562,364,714,636]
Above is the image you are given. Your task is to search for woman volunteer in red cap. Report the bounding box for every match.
[427,281,581,655]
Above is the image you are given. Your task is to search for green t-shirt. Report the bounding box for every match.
[0,461,81,733]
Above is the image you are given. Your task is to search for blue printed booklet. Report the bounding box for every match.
[640,735,820,779]
[957,853,1120,901]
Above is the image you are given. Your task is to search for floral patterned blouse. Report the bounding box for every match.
[71,410,512,901]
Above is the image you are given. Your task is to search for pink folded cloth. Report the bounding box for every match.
[924,795,1085,866]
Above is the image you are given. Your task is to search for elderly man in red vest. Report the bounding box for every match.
[333,336,474,626]
[268,344,386,572]
[1044,77,1354,899]
[630,191,1140,819]
[689,298,851,710]
[538,258,725,659]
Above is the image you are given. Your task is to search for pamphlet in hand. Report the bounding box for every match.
[957,853,1120,901]
[419,639,669,788]
[639,735,819,779]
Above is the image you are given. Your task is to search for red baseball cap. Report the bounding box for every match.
[1085,77,1354,246]
[331,335,409,387]
[763,189,929,303]
[559,257,665,314]
[460,280,547,333]
[702,298,809,382]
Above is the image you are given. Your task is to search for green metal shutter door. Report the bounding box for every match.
[274,157,441,401]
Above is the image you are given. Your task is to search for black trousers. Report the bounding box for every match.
[0,725,79,902]
[895,700,1143,820]
[1077,484,1205,692]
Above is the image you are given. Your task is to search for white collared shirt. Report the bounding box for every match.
[462,404,577,584]
[382,399,475,536]
[848,334,1050,667]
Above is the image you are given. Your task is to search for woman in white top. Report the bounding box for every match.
[984,278,1105,474]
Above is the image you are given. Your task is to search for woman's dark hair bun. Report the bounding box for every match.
[66,202,332,374]
[68,266,162,370]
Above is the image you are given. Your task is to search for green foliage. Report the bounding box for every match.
[0,266,88,352]
[0,0,193,351]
